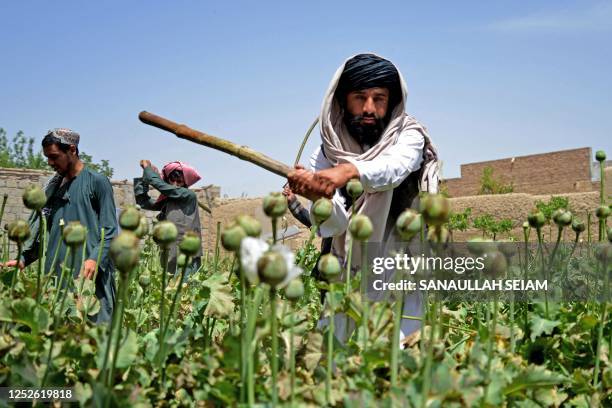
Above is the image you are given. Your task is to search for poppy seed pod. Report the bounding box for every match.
[467,238,497,256]
[607,226,612,243]
[62,221,87,247]
[221,222,247,252]
[396,209,422,240]
[179,231,201,256]
[236,215,262,238]
[527,210,546,229]
[346,178,364,200]
[110,231,140,275]
[595,150,606,162]
[595,205,611,219]
[427,225,449,244]
[571,219,586,234]
[152,221,178,248]
[257,250,288,288]
[348,214,373,241]
[284,278,304,301]
[134,216,149,239]
[139,272,151,288]
[522,221,530,230]
[317,253,342,279]
[119,206,141,231]
[419,194,450,226]
[8,220,30,243]
[552,209,572,227]
[482,251,507,278]
[22,185,46,211]
[263,192,288,219]
[312,198,333,225]
[177,253,187,268]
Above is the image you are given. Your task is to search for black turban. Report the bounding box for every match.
[335,54,402,109]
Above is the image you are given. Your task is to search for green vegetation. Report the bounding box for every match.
[0,127,114,178]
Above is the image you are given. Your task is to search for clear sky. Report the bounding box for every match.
[1,1,610,197]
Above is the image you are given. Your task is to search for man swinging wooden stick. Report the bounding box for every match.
[138,53,440,343]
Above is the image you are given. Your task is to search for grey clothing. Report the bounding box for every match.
[134,166,202,276]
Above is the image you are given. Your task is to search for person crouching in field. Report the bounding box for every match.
[134,160,203,277]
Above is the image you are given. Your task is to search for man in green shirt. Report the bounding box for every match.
[7,128,118,323]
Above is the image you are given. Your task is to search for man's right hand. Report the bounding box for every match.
[140,159,152,169]
[1,260,25,270]
[288,164,334,201]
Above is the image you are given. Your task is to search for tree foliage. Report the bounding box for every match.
[478,166,514,195]
[0,128,114,178]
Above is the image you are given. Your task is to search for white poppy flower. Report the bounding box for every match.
[240,237,269,285]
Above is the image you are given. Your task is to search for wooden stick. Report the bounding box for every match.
[139,111,292,178]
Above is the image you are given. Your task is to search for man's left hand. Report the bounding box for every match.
[82,259,97,280]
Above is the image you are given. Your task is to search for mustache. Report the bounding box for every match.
[344,113,387,146]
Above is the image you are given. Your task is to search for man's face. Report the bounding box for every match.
[168,171,186,187]
[344,87,390,146]
[345,87,390,121]
[43,144,77,176]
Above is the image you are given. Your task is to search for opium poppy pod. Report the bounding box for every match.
[139,272,151,288]
[263,192,288,219]
[236,215,262,238]
[119,206,141,231]
[348,215,373,241]
[396,209,422,240]
[134,216,149,239]
[595,205,611,220]
[257,250,288,288]
[22,185,46,211]
[552,209,572,227]
[346,178,364,200]
[62,221,86,247]
[179,231,201,256]
[221,222,247,252]
[595,150,606,162]
[607,226,612,243]
[527,211,546,229]
[427,225,449,244]
[311,198,333,225]
[152,221,178,248]
[7,220,30,243]
[317,253,342,279]
[571,219,586,234]
[284,278,304,301]
[419,194,450,226]
[110,231,140,275]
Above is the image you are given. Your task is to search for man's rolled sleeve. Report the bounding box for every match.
[345,130,425,192]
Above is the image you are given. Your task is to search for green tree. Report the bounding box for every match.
[0,128,114,178]
[478,166,514,195]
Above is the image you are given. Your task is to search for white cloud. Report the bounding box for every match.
[488,2,612,32]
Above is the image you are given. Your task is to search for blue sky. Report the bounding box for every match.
[1,1,610,197]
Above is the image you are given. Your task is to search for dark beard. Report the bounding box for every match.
[344,113,387,147]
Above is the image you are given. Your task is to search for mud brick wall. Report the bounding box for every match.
[0,167,220,255]
[445,147,599,197]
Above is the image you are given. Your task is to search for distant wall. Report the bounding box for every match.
[0,167,220,253]
[444,147,600,197]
